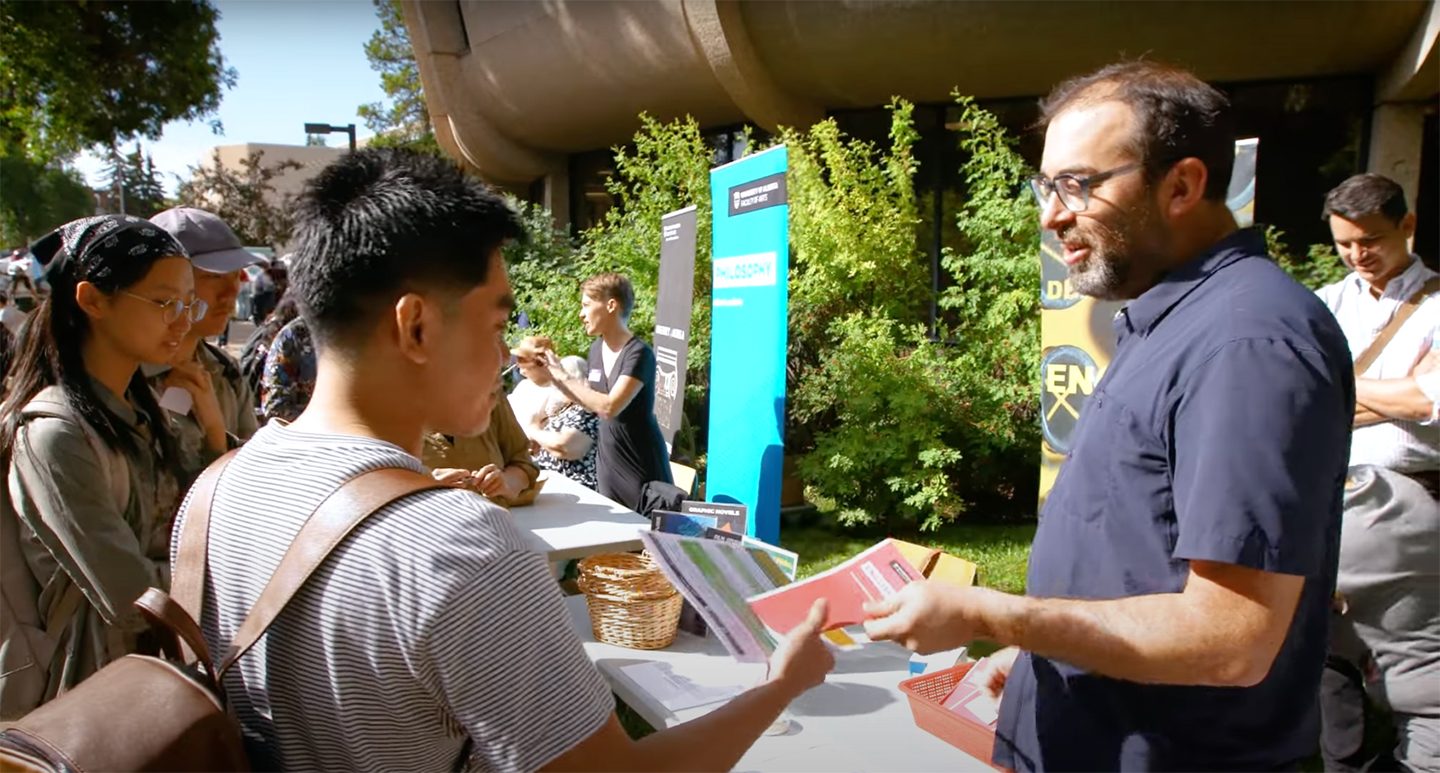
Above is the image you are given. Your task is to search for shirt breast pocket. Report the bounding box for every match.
[1049,389,1121,526]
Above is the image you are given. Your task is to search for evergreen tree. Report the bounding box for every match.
[358,0,439,154]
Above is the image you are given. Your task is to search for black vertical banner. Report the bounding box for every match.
[653,206,697,448]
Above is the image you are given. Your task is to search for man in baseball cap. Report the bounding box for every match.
[148,207,262,480]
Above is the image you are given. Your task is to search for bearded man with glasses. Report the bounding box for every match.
[865,61,1354,770]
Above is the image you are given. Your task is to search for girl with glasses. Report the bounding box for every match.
[0,215,196,719]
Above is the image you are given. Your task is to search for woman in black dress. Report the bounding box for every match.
[543,272,671,511]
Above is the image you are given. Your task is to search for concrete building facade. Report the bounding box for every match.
[403,0,1439,258]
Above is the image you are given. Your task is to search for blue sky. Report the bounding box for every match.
[75,0,387,193]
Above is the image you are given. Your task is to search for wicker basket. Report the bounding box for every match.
[577,552,683,650]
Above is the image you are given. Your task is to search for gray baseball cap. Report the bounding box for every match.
[150,207,265,273]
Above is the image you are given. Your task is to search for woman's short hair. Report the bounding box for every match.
[581,272,635,319]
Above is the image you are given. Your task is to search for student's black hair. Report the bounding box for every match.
[289,148,525,348]
[0,216,189,468]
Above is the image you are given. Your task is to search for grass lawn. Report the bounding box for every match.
[781,520,1035,595]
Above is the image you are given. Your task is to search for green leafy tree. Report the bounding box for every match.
[175,149,301,248]
[0,1,235,163]
[358,0,439,155]
[0,149,94,247]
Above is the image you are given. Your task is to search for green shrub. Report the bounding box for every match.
[790,97,1042,530]
[1266,225,1348,291]
[503,196,588,356]
[793,314,970,531]
[937,95,1042,506]
[783,99,929,353]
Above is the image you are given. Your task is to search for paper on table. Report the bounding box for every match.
[618,661,746,712]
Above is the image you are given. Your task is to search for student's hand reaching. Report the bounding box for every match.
[766,599,835,696]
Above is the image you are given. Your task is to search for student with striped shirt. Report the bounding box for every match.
[175,148,835,772]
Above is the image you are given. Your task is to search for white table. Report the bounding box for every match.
[513,473,650,562]
[564,596,992,772]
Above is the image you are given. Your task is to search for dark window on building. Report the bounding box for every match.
[568,148,618,234]
[524,177,546,208]
[1224,77,1371,253]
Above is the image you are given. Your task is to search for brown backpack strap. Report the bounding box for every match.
[170,450,241,623]
[1354,277,1440,375]
[216,468,446,677]
[134,588,219,684]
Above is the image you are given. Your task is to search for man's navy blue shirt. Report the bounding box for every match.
[995,229,1354,771]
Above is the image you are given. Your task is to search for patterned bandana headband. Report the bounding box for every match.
[29,214,189,285]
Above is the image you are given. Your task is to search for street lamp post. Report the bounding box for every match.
[303,122,357,152]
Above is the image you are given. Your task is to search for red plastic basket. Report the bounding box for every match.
[898,662,1001,768]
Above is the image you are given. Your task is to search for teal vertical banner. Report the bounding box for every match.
[707,145,789,544]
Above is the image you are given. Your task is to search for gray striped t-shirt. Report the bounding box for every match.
[172,422,613,772]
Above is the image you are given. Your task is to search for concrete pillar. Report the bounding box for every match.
[1367,102,1427,210]
[1368,0,1438,215]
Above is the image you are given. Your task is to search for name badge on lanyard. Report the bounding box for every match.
[589,368,603,385]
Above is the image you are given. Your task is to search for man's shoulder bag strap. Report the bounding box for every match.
[1353,277,1440,376]
[168,454,447,677]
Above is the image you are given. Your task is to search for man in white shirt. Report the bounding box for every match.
[1315,172,1439,773]
[1316,174,1439,479]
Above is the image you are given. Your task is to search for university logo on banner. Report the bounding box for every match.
[1039,345,1099,455]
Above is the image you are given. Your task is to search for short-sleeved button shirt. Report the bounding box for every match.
[995,229,1355,771]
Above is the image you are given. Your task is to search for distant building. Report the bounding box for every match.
[203,142,350,203]
[186,142,367,252]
